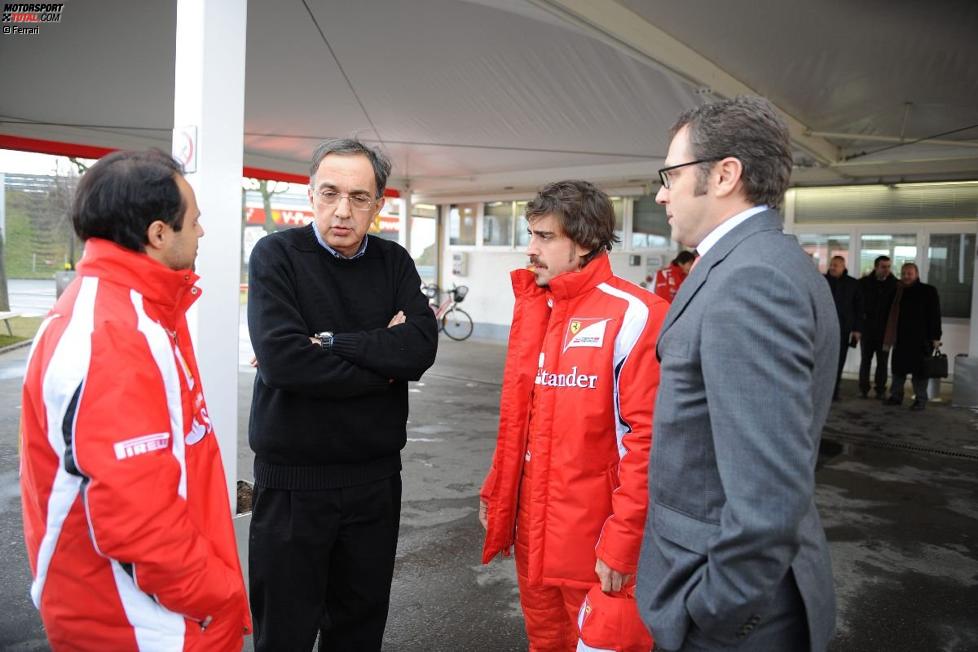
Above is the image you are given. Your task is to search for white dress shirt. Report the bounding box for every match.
[696,205,769,257]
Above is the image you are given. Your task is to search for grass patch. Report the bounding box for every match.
[0,315,44,348]
[4,189,77,279]
[0,334,27,348]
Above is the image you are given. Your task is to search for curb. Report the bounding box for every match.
[0,339,32,356]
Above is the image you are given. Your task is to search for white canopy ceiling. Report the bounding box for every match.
[2,0,976,197]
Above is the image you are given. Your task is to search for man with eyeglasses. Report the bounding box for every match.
[246,138,438,650]
[636,96,838,652]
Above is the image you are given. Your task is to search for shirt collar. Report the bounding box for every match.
[696,205,768,258]
[311,223,369,260]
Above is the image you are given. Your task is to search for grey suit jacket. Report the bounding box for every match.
[637,209,838,651]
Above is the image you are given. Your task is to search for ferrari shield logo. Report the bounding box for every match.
[562,318,610,352]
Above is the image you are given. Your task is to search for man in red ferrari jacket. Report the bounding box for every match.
[480,180,668,650]
[19,150,250,651]
[653,250,696,303]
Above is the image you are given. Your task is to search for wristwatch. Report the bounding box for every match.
[313,331,334,351]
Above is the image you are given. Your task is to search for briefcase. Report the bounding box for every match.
[922,347,949,379]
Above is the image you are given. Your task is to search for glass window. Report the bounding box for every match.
[483,201,514,246]
[611,197,624,247]
[928,233,975,319]
[373,197,401,242]
[796,234,850,273]
[449,203,477,246]
[411,203,438,284]
[512,196,624,248]
[631,196,670,249]
[859,234,917,277]
[515,200,530,248]
[793,183,978,223]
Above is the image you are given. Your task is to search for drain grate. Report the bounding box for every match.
[824,433,978,461]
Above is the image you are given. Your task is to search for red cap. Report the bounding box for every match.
[577,585,654,652]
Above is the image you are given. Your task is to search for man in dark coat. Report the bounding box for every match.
[883,262,942,410]
[858,255,897,398]
[825,255,863,400]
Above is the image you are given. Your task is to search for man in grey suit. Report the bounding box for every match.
[636,96,838,651]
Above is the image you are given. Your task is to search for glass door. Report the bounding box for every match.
[410,203,439,285]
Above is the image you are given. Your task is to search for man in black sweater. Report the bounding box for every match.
[247,139,438,651]
[857,255,897,398]
[825,255,863,400]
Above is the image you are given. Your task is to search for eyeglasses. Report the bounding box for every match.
[314,189,377,212]
[657,158,725,190]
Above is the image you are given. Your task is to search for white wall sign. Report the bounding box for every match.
[173,125,198,173]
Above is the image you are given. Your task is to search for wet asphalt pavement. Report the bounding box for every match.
[1,337,976,651]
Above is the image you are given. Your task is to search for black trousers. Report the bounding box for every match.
[249,474,401,652]
[859,340,889,396]
[833,333,850,398]
[890,373,930,403]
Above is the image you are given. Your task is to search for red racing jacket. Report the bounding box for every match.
[20,238,251,651]
[481,253,668,588]
[653,263,688,303]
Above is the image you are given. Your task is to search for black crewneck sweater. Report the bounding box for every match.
[247,226,438,489]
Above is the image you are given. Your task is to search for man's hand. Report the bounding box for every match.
[595,557,630,593]
[479,500,488,530]
[383,316,403,383]
[932,340,942,349]
[851,331,861,344]
[388,311,406,328]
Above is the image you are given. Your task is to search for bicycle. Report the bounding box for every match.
[422,283,474,341]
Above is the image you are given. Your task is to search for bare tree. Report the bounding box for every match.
[256,178,290,234]
[49,163,82,270]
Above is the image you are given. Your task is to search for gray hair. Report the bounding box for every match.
[672,96,793,208]
[309,138,392,198]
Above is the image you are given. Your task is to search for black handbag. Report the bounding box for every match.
[922,347,948,379]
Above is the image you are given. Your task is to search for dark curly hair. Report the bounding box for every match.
[525,180,619,265]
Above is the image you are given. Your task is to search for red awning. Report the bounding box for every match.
[0,134,400,197]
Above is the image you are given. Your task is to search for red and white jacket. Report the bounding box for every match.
[653,263,688,303]
[20,239,251,651]
[481,253,668,588]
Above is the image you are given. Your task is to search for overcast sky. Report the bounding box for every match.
[0,150,91,176]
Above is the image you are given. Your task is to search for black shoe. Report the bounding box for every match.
[910,401,926,411]
[883,397,902,406]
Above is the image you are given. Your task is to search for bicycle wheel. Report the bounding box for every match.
[441,307,473,341]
